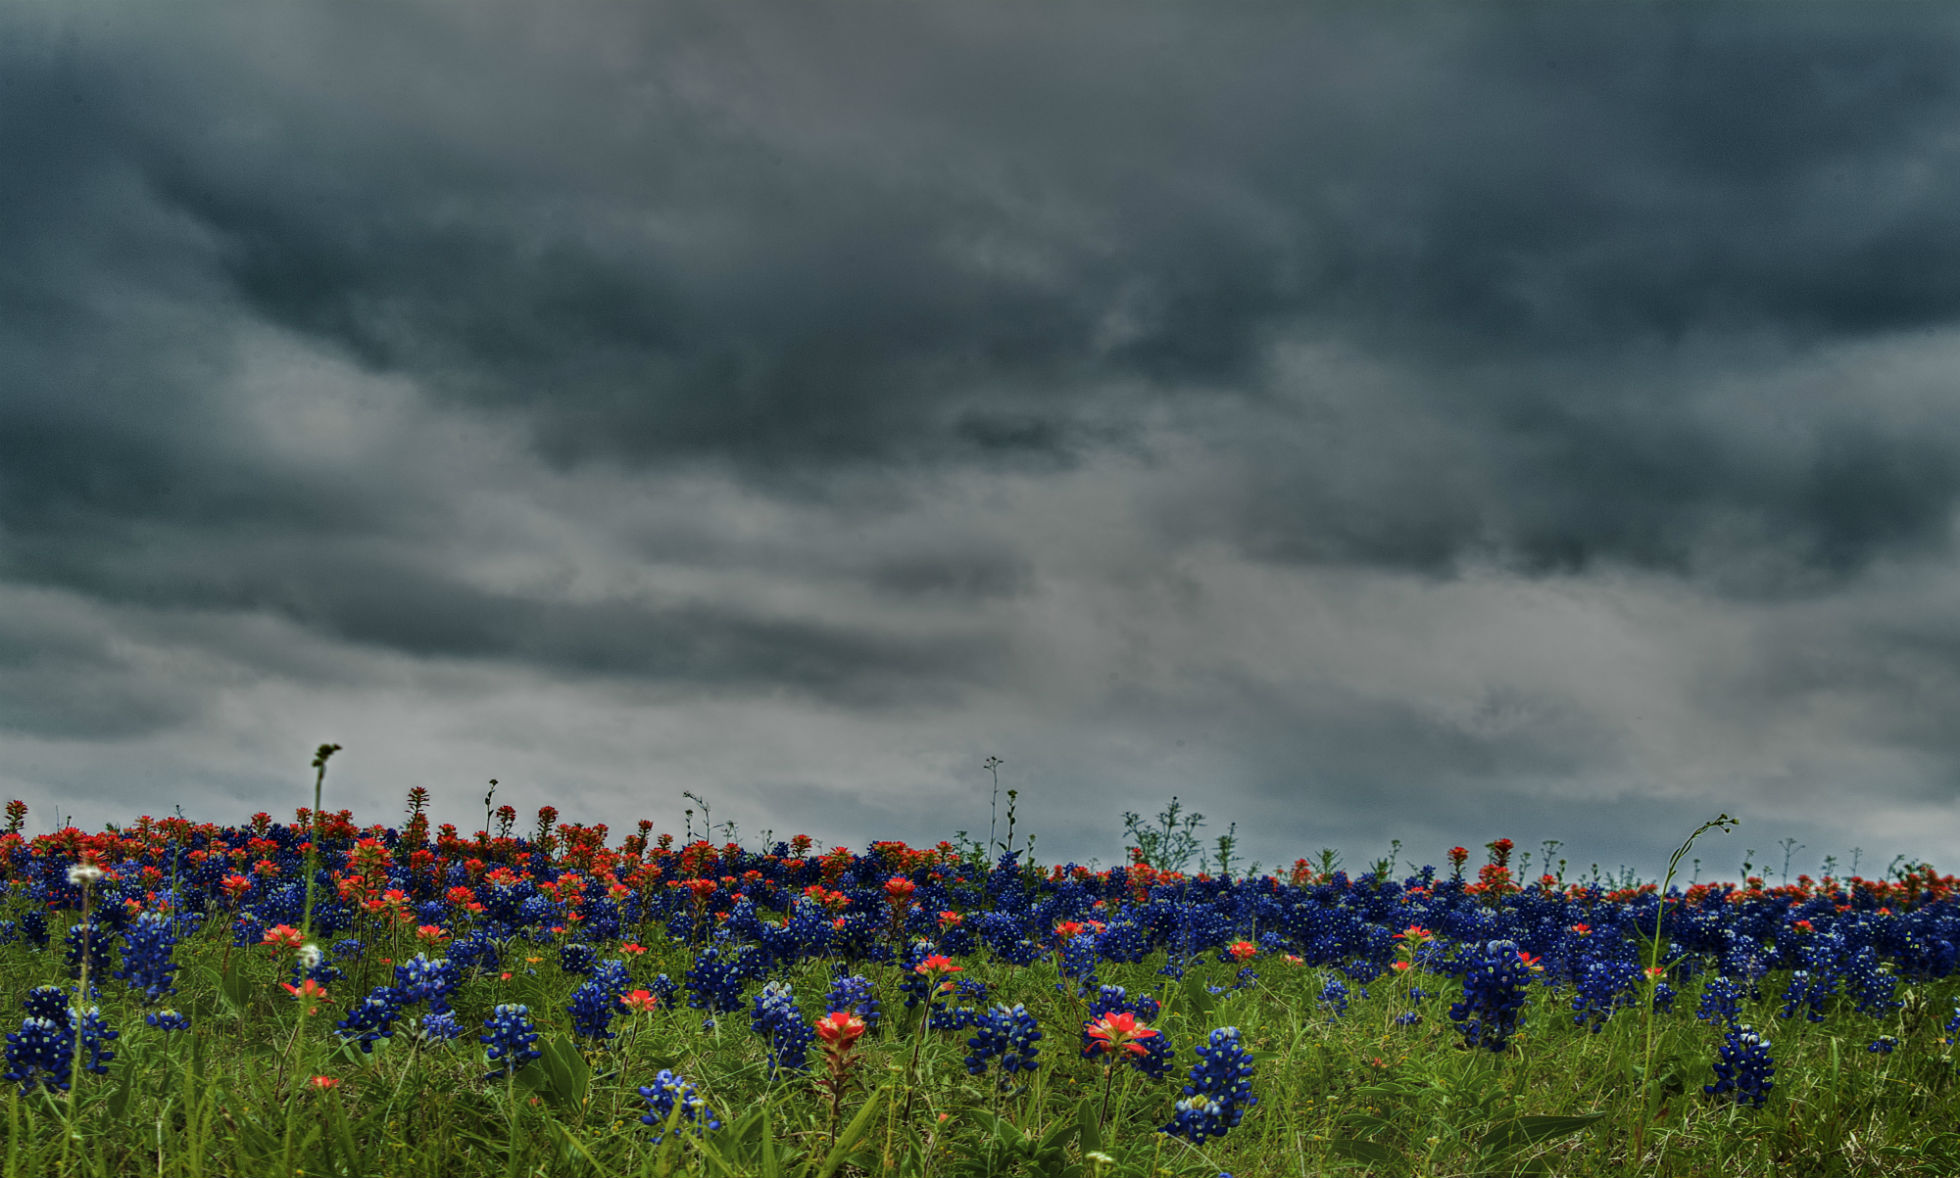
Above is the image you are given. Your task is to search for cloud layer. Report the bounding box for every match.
[4,2,1960,876]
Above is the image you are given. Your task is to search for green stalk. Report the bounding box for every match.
[1632,813,1734,1170]
[300,743,341,944]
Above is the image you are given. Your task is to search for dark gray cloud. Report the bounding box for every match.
[4,1,1960,872]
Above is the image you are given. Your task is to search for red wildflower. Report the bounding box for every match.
[618,989,659,1014]
[814,1010,868,1050]
[1084,1011,1159,1058]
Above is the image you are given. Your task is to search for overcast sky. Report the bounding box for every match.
[5,2,1960,880]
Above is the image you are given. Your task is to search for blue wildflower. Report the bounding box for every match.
[417,1010,464,1045]
[394,954,460,1013]
[639,1069,720,1143]
[824,974,881,1031]
[1697,976,1744,1026]
[117,911,180,1004]
[750,982,815,1074]
[3,1017,72,1093]
[336,986,405,1053]
[1705,1024,1775,1108]
[1163,1026,1258,1143]
[568,978,618,1044]
[1449,940,1532,1052]
[480,1004,541,1079]
[965,1004,1042,1085]
[145,1010,192,1033]
[559,942,596,977]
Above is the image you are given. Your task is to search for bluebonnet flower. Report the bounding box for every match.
[1777,970,1832,1024]
[1056,933,1101,996]
[1869,1036,1898,1055]
[1449,940,1533,1053]
[336,986,405,1053]
[1697,976,1744,1026]
[1163,1027,1258,1143]
[1571,956,1639,1034]
[22,987,68,1024]
[590,958,633,997]
[568,978,619,1044]
[330,937,366,962]
[480,1004,542,1079]
[288,951,342,992]
[145,1010,191,1033]
[1319,976,1350,1019]
[650,973,680,1007]
[928,978,991,1031]
[559,942,596,977]
[639,1069,720,1143]
[824,974,881,1031]
[965,1004,1042,1085]
[417,1010,463,1045]
[394,954,460,1013]
[1393,1011,1423,1027]
[19,912,47,949]
[684,946,748,1017]
[1705,1024,1774,1108]
[117,912,180,1003]
[65,921,114,980]
[1843,947,1901,1017]
[446,932,500,975]
[3,1017,72,1092]
[896,941,938,1009]
[68,1007,116,1077]
[750,982,814,1074]
[1652,980,1677,1015]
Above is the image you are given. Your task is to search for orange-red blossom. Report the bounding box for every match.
[815,1010,868,1051]
[1084,1011,1159,1058]
[283,978,332,1015]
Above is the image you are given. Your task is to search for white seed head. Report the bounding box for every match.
[66,863,103,887]
[297,943,322,970]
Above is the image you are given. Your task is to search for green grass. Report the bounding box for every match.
[3,918,1958,1177]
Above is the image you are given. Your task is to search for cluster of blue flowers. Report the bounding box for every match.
[1704,1024,1775,1108]
[1162,1026,1257,1143]
[337,986,406,1053]
[638,1069,719,1143]
[749,982,814,1073]
[480,1003,541,1080]
[823,974,881,1030]
[965,1003,1042,1085]
[568,979,619,1043]
[116,912,180,1004]
[1,990,117,1094]
[1697,975,1744,1026]
[1571,954,1640,1033]
[1449,940,1532,1052]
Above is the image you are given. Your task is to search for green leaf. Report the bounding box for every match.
[218,960,253,1012]
[819,1086,885,1178]
[1030,1115,1080,1165]
[1481,1113,1608,1152]
[104,1075,131,1121]
[1180,975,1217,1025]
[537,1035,590,1107]
[757,1103,782,1178]
[1076,1095,1102,1158]
[1330,1136,1399,1165]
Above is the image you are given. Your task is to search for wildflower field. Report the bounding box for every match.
[3,759,1960,1175]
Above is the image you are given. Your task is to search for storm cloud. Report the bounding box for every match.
[4,1,1960,875]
